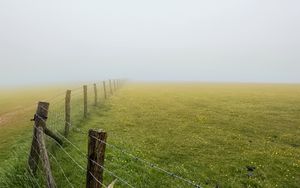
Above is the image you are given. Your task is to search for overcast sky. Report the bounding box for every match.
[0,0,299,86]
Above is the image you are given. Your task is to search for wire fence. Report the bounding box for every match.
[20,79,202,188]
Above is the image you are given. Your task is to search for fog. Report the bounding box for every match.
[0,0,300,86]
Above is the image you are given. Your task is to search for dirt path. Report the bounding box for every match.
[0,106,35,127]
[0,111,17,126]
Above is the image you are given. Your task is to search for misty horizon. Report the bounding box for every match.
[1,0,300,87]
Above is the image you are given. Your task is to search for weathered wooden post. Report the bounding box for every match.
[37,125,56,188]
[109,80,113,95]
[86,129,107,188]
[84,85,88,118]
[103,81,107,99]
[28,102,49,174]
[28,102,56,187]
[65,90,71,136]
[94,83,98,106]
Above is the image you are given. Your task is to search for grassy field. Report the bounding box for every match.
[0,86,68,163]
[1,83,300,187]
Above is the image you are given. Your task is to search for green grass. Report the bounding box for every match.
[1,83,300,187]
[0,86,68,163]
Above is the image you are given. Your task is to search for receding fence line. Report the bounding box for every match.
[26,79,202,188]
[27,79,122,188]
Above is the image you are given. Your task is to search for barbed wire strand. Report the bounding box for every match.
[89,135,202,188]
[90,159,134,188]
[9,142,42,188]
[27,140,47,187]
[31,131,74,188]
[48,152,74,188]
[55,120,199,188]
[32,125,108,188]
[25,156,42,188]
[56,123,190,188]
[2,80,118,187]
[53,129,134,188]
[47,109,201,188]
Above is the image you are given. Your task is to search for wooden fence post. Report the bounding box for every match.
[94,83,98,106]
[65,90,71,136]
[28,102,56,187]
[28,102,49,174]
[103,81,107,99]
[84,85,88,118]
[86,129,107,188]
[37,125,56,188]
[109,80,113,95]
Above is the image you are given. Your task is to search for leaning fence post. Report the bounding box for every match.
[37,123,56,188]
[86,129,107,188]
[65,90,71,136]
[103,81,107,99]
[94,83,98,106]
[28,102,56,187]
[84,85,88,118]
[28,102,49,174]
